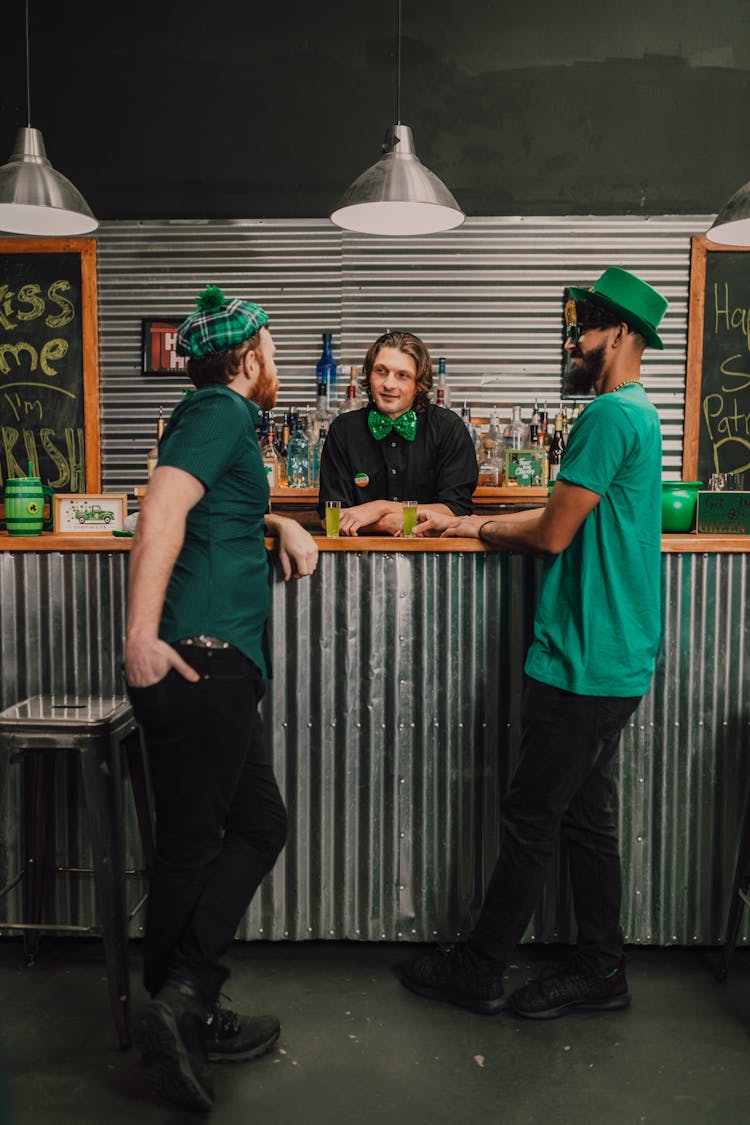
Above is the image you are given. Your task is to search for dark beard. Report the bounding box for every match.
[562,341,607,397]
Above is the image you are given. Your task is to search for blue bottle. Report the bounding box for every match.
[316,332,337,396]
[287,417,310,488]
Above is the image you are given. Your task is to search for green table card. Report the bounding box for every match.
[504,448,547,487]
[696,491,750,535]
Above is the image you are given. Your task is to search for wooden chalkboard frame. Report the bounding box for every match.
[684,234,750,482]
[0,237,100,492]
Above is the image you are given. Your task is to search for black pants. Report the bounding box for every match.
[127,645,287,1002]
[470,676,641,974]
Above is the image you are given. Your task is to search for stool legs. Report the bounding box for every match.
[716,782,750,982]
[78,734,132,1049]
[123,729,155,870]
[22,752,57,965]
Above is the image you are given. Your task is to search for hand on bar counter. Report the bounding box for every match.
[415,510,483,538]
[336,500,403,536]
[265,513,319,578]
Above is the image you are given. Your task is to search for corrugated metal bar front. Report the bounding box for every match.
[1,548,747,947]
[96,215,712,498]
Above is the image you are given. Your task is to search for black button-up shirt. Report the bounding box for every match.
[318,405,478,517]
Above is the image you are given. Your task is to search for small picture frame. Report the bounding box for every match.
[54,494,127,534]
[504,448,547,487]
[142,318,189,375]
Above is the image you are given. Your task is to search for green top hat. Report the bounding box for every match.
[567,266,668,350]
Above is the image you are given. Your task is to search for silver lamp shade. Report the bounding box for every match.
[0,127,98,236]
[330,124,465,237]
[706,179,750,246]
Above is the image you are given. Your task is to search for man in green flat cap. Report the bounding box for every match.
[125,286,318,1112]
[398,267,668,1021]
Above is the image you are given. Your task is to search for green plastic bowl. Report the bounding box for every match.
[661,481,702,533]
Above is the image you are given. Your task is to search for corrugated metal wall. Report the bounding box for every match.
[96,215,711,496]
[1,548,748,947]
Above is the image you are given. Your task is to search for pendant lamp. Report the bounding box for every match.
[0,1,97,236]
[706,180,750,246]
[330,0,464,237]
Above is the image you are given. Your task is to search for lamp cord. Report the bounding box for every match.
[25,0,31,126]
[396,0,402,124]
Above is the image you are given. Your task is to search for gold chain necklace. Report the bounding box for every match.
[609,378,641,394]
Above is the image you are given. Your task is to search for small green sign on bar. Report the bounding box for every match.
[504,448,547,487]
[696,491,750,535]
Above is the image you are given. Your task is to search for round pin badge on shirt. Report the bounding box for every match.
[354,472,369,488]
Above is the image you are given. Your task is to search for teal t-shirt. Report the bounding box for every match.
[524,384,662,696]
[156,386,270,676]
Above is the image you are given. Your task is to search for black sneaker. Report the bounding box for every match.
[203,1000,280,1063]
[510,961,630,1020]
[134,979,214,1112]
[397,943,505,1014]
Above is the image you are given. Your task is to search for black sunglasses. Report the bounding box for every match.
[565,320,612,345]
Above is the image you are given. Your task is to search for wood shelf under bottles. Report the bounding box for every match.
[134,485,547,509]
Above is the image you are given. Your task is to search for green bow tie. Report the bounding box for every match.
[368,408,417,442]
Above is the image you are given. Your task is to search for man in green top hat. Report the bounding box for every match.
[398,266,668,1020]
[125,286,318,1111]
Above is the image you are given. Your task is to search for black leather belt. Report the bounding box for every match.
[177,635,233,650]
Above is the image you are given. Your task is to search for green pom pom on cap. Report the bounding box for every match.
[195,284,226,310]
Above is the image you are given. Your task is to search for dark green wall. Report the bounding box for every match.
[2,0,749,220]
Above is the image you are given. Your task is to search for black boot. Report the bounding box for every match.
[134,977,214,1111]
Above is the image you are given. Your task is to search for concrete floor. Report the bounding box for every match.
[0,940,748,1125]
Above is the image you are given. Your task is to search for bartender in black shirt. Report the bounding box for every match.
[318,331,478,535]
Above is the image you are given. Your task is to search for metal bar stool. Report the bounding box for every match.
[716,774,750,981]
[0,695,154,1048]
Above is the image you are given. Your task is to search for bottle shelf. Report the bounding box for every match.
[134,485,547,508]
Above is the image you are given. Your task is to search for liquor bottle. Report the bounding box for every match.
[548,414,566,481]
[287,418,310,488]
[503,404,528,450]
[338,366,360,413]
[258,409,272,444]
[435,356,451,407]
[261,434,281,488]
[146,407,165,480]
[538,403,549,448]
[311,425,327,487]
[459,400,478,448]
[311,380,334,441]
[529,399,540,445]
[273,418,288,485]
[477,439,501,486]
[316,332,337,400]
[486,407,503,448]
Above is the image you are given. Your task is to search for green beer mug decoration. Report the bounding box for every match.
[3,465,54,536]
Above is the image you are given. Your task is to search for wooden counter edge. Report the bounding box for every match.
[2,532,750,553]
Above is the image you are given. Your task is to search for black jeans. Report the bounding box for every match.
[127,645,287,1002]
[470,676,641,975]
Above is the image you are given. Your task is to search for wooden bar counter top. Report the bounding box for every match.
[0,531,747,553]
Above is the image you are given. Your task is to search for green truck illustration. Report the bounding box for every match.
[75,503,116,525]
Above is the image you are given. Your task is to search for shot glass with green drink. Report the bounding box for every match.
[402,500,418,538]
[325,500,341,537]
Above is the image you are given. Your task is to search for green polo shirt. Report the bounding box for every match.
[156,385,270,676]
[524,384,663,696]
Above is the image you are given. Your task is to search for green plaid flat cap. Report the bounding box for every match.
[177,285,269,359]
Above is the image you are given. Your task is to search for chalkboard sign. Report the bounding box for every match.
[684,235,750,482]
[0,238,100,492]
[696,490,750,535]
